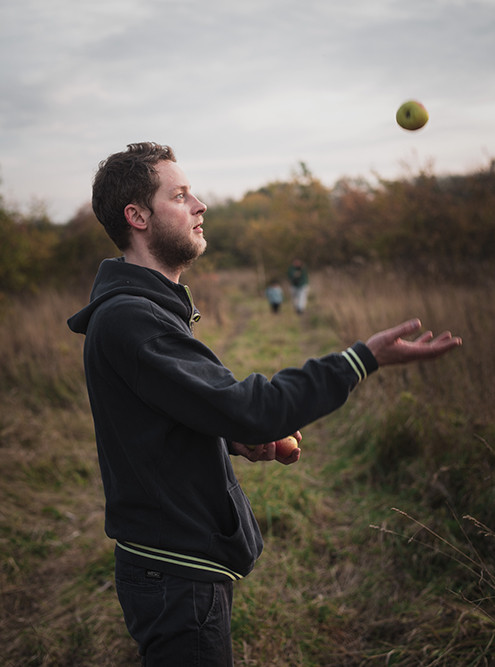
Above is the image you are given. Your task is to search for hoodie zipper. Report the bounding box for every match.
[183,285,201,332]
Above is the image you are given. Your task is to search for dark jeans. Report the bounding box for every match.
[115,559,234,667]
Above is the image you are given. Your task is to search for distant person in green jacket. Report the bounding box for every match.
[288,258,309,314]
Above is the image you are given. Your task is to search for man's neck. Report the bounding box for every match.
[123,248,181,283]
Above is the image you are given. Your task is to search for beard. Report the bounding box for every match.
[147,218,207,274]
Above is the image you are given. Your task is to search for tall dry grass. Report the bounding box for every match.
[0,290,88,409]
[310,264,494,414]
[0,265,494,666]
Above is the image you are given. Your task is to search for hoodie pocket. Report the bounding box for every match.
[206,482,263,574]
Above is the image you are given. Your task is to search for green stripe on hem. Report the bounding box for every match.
[117,541,244,582]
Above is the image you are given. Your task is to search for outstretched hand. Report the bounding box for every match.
[366,318,462,367]
[232,431,302,466]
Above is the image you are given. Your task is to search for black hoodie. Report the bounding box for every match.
[68,258,378,581]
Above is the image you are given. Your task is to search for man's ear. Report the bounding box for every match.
[124,203,150,230]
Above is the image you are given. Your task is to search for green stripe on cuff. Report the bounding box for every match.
[342,349,364,382]
[345,347,368,380]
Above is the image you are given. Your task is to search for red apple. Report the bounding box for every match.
[275,435,299,457]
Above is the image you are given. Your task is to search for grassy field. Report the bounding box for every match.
[0,265,494,666]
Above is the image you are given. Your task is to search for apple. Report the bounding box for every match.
[275,435,299,458]
[244,435,300,455]
[396,100,429,131]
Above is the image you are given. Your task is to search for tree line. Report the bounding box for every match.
[1,159,494,296]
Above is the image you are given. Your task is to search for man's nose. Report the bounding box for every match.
[193,196,207,214]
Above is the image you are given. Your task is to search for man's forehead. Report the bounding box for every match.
[156,160,190,189]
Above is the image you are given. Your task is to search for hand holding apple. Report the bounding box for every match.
[396,100,429,131]
[234,431,302,465]
[274,439,301,465]
[273,433,301,465]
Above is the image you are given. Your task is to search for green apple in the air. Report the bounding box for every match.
[396,100,429,131]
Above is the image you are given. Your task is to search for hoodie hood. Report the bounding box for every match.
[67,257,200,335]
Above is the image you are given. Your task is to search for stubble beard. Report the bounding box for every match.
[147,218,207,275]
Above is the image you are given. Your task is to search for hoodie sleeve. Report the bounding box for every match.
[94,296,378,445]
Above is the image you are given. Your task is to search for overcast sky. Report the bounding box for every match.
[1,0,494,222]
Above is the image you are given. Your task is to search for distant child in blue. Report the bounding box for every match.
[265,279,284,314]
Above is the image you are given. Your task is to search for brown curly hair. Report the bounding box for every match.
[92,142,176,250]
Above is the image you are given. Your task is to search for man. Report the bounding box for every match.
[67,142,461,667]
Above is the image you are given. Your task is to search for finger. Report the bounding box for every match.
[385,318,422,343]
[431,331,455,343]
[277,447,301,466]
[263,442,276,461]
[246,444,265,461]
[414,336,462,359]
[433,336,462,350]
[414,331,433,344]
[247,449,261,462]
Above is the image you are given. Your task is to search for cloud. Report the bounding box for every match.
[0,0,494,221]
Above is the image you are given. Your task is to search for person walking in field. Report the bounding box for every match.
[67,142,461,667]
[287,258,309,314]
[265,278,284,313]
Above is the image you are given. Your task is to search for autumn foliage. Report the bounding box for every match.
[0,159,494,296]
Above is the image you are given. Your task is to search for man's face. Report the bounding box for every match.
[147,160,207,272]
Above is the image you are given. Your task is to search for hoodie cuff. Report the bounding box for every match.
[341,341,379,383]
